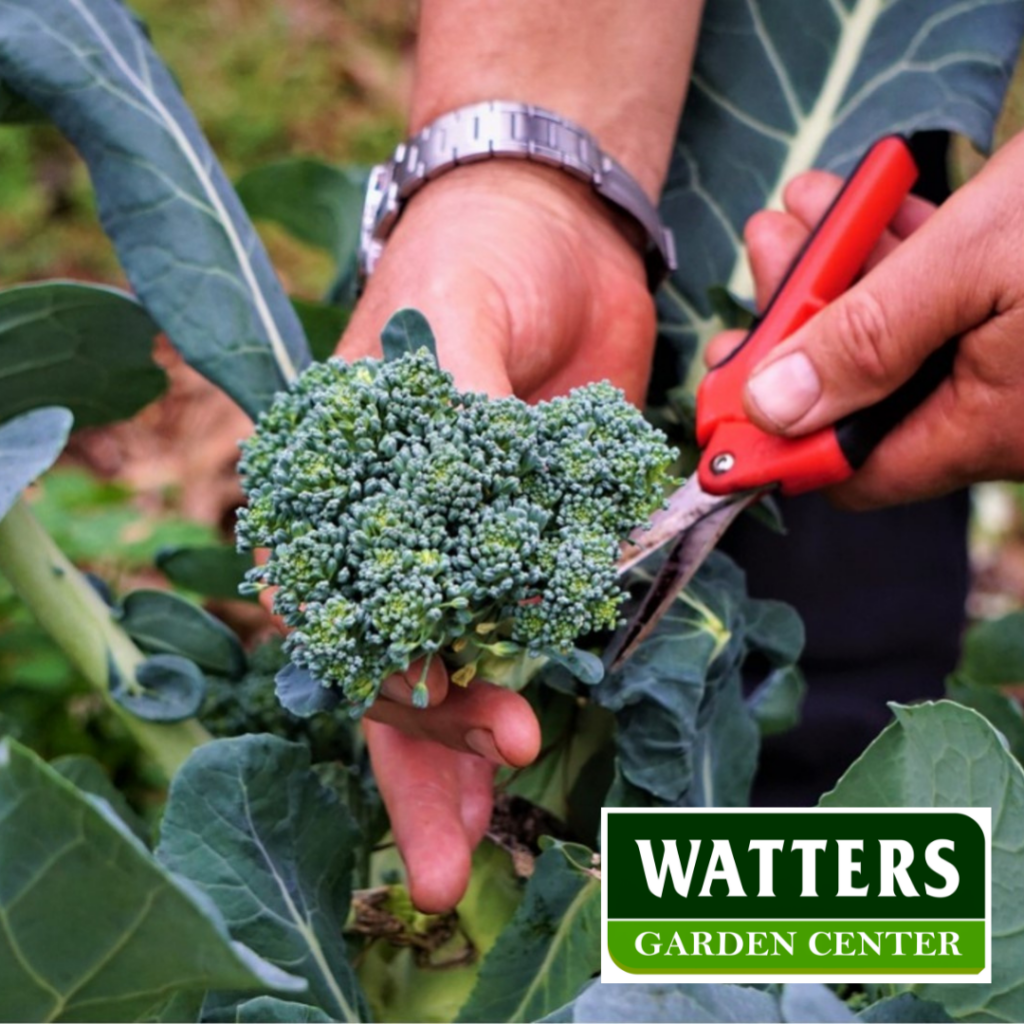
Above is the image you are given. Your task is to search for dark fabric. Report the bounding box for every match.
[720,132,971,804]
[723,490,970,806]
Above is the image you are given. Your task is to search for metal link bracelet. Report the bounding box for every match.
[357,100,677,291]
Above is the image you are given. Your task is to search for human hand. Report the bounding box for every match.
[339,159,656,911]
[708,132,1024,510]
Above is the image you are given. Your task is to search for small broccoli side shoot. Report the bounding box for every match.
[236,316,676,716]
[200,636,352,762]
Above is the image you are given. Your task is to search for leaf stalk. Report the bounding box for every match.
[0,497,209,777]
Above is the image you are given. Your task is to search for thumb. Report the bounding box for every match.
[741,190,993,436]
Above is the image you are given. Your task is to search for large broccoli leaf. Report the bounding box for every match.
[0,0,311,417]
[157,736,368,1023]
[0,738,303,1022]
[0,282,166,429]
[822,701,1024,1022]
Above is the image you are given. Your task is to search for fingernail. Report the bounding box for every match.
[464,727,510,766]
[381,674,414,704]
[746,352,821,429]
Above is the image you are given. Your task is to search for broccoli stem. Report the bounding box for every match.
[0,498,209,777]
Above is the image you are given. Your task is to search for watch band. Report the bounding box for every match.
[358,100,677,291]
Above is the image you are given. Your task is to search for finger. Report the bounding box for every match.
[827,313,1022,508]
[365,680,541,768]
[704,214,812,370]
[824,378,970,509]
[457,753,498,848]
[742,185,996,437]
[784,170,936,241]
[782,170,936,274]
[705,329,748,368]
[744,210,811,311]
[364,719,481,912]
[379,656,449,708]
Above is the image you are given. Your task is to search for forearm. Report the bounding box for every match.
[410,0,703,201]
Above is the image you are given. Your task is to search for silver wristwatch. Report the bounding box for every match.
[358,100,677,291]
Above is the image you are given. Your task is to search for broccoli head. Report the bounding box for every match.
[236,325,676,716]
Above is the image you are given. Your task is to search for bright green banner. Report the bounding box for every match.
[608,919,986,974]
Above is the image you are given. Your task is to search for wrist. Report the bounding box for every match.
[404,160,648,268]
[359,100,675,289]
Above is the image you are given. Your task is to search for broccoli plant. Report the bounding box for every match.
[237,324,676,715]
[0,1,1024,1023]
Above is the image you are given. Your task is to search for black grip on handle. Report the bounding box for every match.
[835,338,958,470]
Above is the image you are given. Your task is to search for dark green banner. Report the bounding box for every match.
[606,811,985,921]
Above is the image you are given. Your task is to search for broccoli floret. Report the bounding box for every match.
[236,336,677,716]
[200,636,353,761]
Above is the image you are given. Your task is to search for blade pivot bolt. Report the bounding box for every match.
[710,452,735,475]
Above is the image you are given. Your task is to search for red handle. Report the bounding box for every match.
[695,136,919,495]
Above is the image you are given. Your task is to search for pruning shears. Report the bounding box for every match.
[609,135,955,667]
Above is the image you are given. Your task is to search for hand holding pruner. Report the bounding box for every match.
[609,136,954,667]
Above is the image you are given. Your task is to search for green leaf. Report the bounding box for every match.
[0,283,166,429]
[51,753,150,845]
[660,0,1024,385]
[380,308,438,364]
[690,674,760,807]
[457,841,600,1023]
[571,982,854,1022]
[822,701,1024,1022]
[858,994,954,1023]
[119,588,246,678]
[574,983,780,1022]
[542,646,605,685]
[156,544,256,601]
[112,653,207,723]
[276,662,342,717]
[706,285,756,330]
[0,737,304,1023]
[141,989,205,1023]
[0,0,310,417]
[501,688,615,829]
[235,997,337,1023]
[743,598,805,666]
[780,985,858,1023]
[598,552,797,805]
[748,665,807,736]
[157,736,368,1023]
[292,299,351,362]
[959,611,1024,687]
[236,159,366,271]
[946,676,1024,765]
[0,406,72,522]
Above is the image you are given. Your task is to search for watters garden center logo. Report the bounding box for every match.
[601,808,991,983]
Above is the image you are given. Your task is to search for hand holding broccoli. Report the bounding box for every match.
[307,160,659,911]
[238,319,676,715]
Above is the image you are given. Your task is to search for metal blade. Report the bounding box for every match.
[620,477,744,575]
[608,479,763,670]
